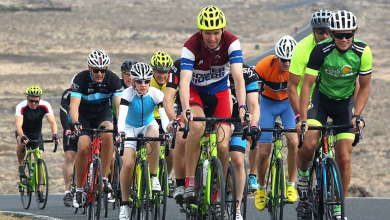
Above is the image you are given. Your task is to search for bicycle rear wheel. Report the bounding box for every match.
[137,160,150,220]
[270,158,284,220]
[324,158,344,220]
[309,158,322,220]
[241,161,248,220]
[35,159,49,210]
[20,161,32,209]
[152,159,167,220]
[208,158,225,220]
[71,165,78,214]
[113,155,122,209]
[225,161,236,220]
[88,158,103,220]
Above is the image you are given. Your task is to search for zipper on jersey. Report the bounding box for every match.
[279,72,284,100]
[140,94,144,126]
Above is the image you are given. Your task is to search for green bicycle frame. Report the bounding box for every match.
[204,131,217,211]
[136,143,151,208]
[23,147,46,192]
[267,135,287,202]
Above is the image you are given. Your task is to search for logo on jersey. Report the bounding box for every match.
[192,67,226,84]
[198,60,204,65]
[71,83,79,91]
[341,65,352,74]
[324,65,356,78]
[308,101,314,110]
[215,55,221,59]
[243,67,256,78]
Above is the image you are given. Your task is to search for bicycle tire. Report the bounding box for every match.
[137,160,150,220]
[35,159,49,210]
[113,155,122,210]
[129,161,138,220]
[71,164,78,214]
[20,160,32,209]
[241,160,248,220]
[152,159,168,220]
[309,158,322,220]
[103,191,108,217]
[207,158,225,220]
[324,158,344,220]
[88,158,103,220]
[225,161,237,220]
[270,158,284,220]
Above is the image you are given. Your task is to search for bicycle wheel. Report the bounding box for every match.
[324,158,344,220]
[270,158,284,220]
[113,155,122,209]
[152,159,167,220]
[20,161,32,209]
[137,160,150,220]
[35,159,49,210]
[88,158,103,220]
[71,165,78,214]
[129,162,138,220]
[225,161,236,220]
[241,161,248,220]
[208,158,225,220]
[103,192,108,218]
[309,158,322,220]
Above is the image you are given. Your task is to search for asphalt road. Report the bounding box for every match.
[1,194,389,220]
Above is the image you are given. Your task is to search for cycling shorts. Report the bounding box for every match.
[123,120,159,150]
[189,86,231,122]
[63,126,78,152]
[15,131,44,151]
[259,96,295,143]
[307,88,355,140]
[79,107,113,136]
[229,121,246,154]
[155,119,165,134]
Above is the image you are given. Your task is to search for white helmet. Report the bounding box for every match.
[310,10,333,28]
[329,10,358,31]
[131,62,154,81]
[87,50,110,68]
[275,35,297,60]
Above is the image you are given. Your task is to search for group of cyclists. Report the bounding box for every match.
[15,4,371,220]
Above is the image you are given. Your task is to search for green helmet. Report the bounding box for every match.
[25,85,43,97]
[150,51,173,71]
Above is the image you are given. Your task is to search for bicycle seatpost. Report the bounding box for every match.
[182,109,191,139]
[298,121,306,149]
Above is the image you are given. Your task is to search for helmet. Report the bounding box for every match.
[275,35,297,60]
[197,5,226,30]
[310,10,333,28]
[121,59,137,72]
[87,50,110,68]
[130,62,154,81]
[150,51,173,71]
[329,10,358,31]
[25,85,43,97]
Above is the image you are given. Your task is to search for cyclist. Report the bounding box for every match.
[287,10,333,116]
[150,51,176,196]
[116,62,169,220]
[179,5,248,210]
[60,76,79,207]
[229,64,260,220]
[15,85,59,202]
[253,35,298,211]
[70,50,123,208]
[296,10,371,219]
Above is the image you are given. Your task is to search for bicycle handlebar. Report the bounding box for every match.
[298,121,306,149]
[22,139,58,153]
[118,134,167,156]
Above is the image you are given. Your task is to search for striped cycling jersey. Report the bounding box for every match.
[181,31,244,95]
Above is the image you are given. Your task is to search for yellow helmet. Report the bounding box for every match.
[25,85,43,97]
[150,51,173,71]
[197,5,226,30]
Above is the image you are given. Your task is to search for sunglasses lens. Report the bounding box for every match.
[334,33,354,39]
[136,80,150,84]
[316,29,325,35]
[93,69,107,73]
[28,100,39,104]
[280,58,290,63]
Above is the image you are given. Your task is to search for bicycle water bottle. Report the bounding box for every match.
[88,162,93,180]
[202,159,209,187]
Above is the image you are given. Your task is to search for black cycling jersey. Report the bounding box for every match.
[60,88,72,131]
[166,59,181,105]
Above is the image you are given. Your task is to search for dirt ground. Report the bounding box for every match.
[0,0,389,197]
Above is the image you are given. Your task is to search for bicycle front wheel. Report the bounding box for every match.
[137,160,150,220]
[208,158,225,220]
[225,161,236,220]
[324,158,344,220]
[270,158,284,220]
[88,158,103,220]
[241,160,248,220]
[20,161,32,209]
[309,158,322,220]
[113,155,122,209]
[35,159,49,210]
[152,159,167,220]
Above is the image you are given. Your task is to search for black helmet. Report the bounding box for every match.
[121,59,137,72]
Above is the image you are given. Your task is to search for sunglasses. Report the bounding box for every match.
[123,73,131,77]
[135,80,151,84]
[314,28,329,35]
[280,58,291,63]
[333,32,354,40]
[92,68,107,74]
[28,99,40,104]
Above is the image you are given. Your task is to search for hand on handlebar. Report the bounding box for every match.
[351,115,365,134]
[21,136,28,145]
[250,124,261,142]
[73,121,82,137]
[52,133,60,144]
[116,132,126,143]
[180,109,192,124]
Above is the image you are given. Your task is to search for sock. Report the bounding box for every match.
[176,178,185,187]
[185,176,196,188]
[288,182,296,187]
[259,184,266,190]
[121,200,129,206]
[102,177,108,181]
[150,174,157,178]
[76,188,83,193]
[298,168,309,177]
[65,190,71,195]
[249,174,257,178]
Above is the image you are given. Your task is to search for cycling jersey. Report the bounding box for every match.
[181,31,244,95]
[166,59,181,104]
[111,78,129,116]
[306,38,372,100]
[118,87,164,130]
[289,34,316,97]
[151,77,167,120]
[15,99,54,137]
[60,88,78,152]
[71,70,122,114]
[255,55,289,101]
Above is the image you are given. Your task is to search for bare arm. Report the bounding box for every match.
[179,69,192,122]
[247,92,260,125]
[231,63,247,122]
[299,74,317,122]
[354,74,371,116]
[15,116,24,137]
[353,77,360,103]
[46,114,58,134]
[69,96,81,124]
[163,87,177,121]
[287,73,301,115]
[114,95,121,121]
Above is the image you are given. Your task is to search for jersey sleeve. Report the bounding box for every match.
[228,39,244,64]
[71,73,84,98]
[359,45,373,75]
[166,60,181,89]
[289,43,306,76]
[15,101,25,116]
[60,89,71,130]
[152,88,165,106]
[110,72,124,97]
[306,45,325,76]
[40,100,54,115]
[243,65,259,93]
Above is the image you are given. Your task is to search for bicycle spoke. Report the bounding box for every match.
[20,161,32,209]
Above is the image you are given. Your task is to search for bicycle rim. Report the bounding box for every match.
[324,158,344,220]
[271,159,284,220]
[20,161,32,209]
[225,161,236,220]
[153,159,167,220]
[241,161,248,220]
[137,160,150,220]
[35,159,49,210]
[208,158,225,220]
[91,159,102,220]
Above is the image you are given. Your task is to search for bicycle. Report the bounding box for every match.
[73,126,115,220]
[119,133,169,220]
[179,110,250,220]
[259,121,296,220]
[111,141,123,210]
[19,139,58,210]
[298,118,362,220]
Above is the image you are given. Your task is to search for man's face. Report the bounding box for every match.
[27,96,40,109]
[121,71,132,87]
[153,69,169,85]
[333,31,354,51]
[278,57,291,72]
[313,28,331,44]
[201,28,224,50]
[88,66,107,83]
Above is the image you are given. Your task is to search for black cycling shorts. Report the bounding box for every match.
[15,131,44,151]
[229,122,246,154]
[79,107,113,136]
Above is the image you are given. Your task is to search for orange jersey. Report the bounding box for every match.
[255,55,289,101]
